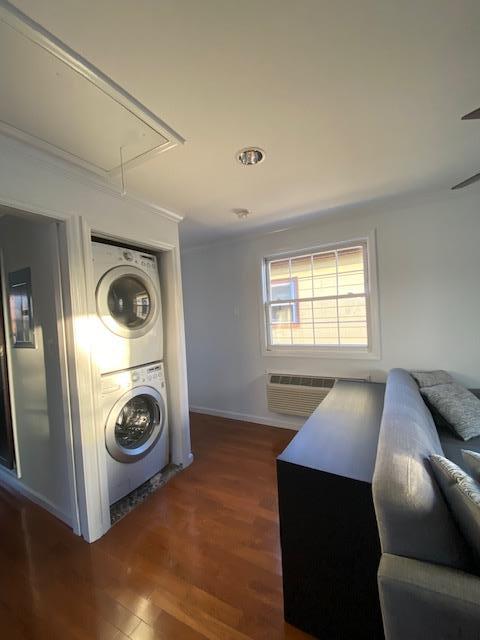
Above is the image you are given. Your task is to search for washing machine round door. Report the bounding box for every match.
[105,386,166,462]
[96,265,159,339]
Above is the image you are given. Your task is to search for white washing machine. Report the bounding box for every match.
[102,362,169,505]
[92,241,163,374]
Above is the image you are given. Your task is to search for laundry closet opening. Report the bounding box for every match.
[0,208,79,532]
[90,235,177,518]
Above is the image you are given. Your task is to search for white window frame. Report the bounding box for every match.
[260,231,381,359]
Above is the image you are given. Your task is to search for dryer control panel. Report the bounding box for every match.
[93,241,158,273]
[101,362,165,395]
[120,248,157,272]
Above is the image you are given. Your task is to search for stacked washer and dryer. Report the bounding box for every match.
[92,241,169,505]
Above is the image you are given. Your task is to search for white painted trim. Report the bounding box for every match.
[0,465,72,526]
[0,132,184,223]
[53,223,81,535]
[64,216,111,542]
[190,406,301,431]
[0,248,21,477]
[0,195,69,221]
[0,1,184,176]
[263,348,381,360]
[159,247,193,467]
[107,140,178,177]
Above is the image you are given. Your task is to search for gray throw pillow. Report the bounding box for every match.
[421,383,480,441]
[410,370,453,388]
[430,454,480,563]
[462,450,480,482]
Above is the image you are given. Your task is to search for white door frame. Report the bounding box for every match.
[72,220,192,542]
[0,194,191,542]
[0,206,83,534]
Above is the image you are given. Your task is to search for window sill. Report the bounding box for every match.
[262,347,380,360]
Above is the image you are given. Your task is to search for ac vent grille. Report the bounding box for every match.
[267,373,366,418]
[269,374,335,388]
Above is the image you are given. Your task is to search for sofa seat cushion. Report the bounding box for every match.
[373,369,472,571]
[421,383,480,441]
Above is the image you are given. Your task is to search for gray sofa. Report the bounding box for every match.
[373,368,480,640]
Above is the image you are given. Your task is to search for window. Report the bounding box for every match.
[263,240,376,354]
[270,279,299,324]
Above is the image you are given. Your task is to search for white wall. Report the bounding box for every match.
[182,189,480,429]
[0,215,72,522]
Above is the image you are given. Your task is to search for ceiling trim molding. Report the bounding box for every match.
[179,186,465,253]
[0,131,184,223]
[0,0,185,177]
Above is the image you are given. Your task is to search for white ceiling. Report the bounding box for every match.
[8,0,480,247]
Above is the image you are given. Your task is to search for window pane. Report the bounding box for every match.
[269,318,293,344]
[271,281,294,302]
[312,298,337,322]
[291,323,315,345]
[313,298,339,346]
[297,300,313,323]
[270,259,290,282]
[269,328,293,345]
[290,255,313,299]
[313,251,337,297]
[314,323,339,345]
[338,297,368,346]
[270,304,294,324]
[337,247,365,295]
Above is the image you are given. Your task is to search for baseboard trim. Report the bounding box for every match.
[0,467,73,528]
[189,406,301,431]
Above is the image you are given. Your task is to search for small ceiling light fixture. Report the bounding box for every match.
[233,208,251,220]
[236,147,265,166]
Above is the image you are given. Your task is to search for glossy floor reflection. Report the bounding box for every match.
[0,413,313,639]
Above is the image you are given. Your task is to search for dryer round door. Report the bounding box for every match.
[96,265,159,339]
[105,386,166,463]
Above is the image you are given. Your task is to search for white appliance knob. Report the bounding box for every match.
[131,373,139,382]
[123,251,133,261]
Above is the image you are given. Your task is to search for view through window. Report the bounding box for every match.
[264,242,370,349]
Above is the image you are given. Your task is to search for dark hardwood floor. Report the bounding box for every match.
[0,413,313,640]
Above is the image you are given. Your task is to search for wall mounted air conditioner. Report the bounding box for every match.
[266,373,367,417]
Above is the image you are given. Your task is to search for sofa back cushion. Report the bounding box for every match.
[373,368,472,570]
[430,454,480,566]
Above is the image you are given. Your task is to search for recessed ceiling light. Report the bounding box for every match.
[236,147,265,166]
[232,208,251,220]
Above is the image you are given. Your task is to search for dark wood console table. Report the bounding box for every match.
[277,381,385,639]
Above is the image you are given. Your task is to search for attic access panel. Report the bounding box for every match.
[0,2,184,177]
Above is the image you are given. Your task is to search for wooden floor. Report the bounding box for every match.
[0,413,313,640]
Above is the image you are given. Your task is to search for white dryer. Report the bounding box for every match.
[92,241,163,374]
[102,362,169,505]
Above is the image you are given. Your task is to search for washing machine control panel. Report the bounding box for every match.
[129,363,164,386]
